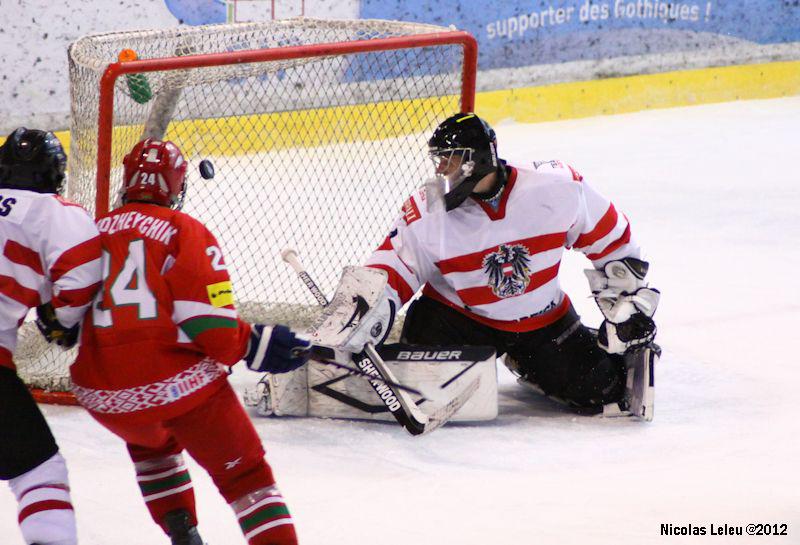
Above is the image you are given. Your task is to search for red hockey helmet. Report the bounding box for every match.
[122,138,187,208]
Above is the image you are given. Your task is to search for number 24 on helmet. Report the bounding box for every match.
[122,138,188,209]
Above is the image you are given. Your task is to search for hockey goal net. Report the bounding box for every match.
[15,18,477,403]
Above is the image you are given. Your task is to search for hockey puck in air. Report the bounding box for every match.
[199,159,215,180]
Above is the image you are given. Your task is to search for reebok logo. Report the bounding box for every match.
[224,457,243,470]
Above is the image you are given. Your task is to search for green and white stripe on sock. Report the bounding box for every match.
[237,493,293,541]
[137,463,193,502]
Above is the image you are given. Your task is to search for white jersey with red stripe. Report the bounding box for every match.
[0,188,102,369]
[366,160,641,332]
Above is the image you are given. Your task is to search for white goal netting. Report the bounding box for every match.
[16,18,475,397]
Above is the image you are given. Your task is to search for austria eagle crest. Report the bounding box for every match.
[482,243,531,298]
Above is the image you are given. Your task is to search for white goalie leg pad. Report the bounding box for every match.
[306,344,497,422]
[624,344,659,421]
[599,344,659,420]
[249,344,498,421]
[243,365,309,417]
[306,266,394,352]
[245,266,392,417]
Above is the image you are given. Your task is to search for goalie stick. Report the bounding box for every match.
[301,345,426,397]
[140,36,195,142]
[299,344,484,404]
[281,248,479,435]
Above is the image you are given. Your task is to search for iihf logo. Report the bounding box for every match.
[482,244,532,298]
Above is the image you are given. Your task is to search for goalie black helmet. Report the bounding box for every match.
[428,113,499,211]
[0,127,67,194]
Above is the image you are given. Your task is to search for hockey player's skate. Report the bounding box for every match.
[164,509,205,545]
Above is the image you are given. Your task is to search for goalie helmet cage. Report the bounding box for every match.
[16,18,477,404]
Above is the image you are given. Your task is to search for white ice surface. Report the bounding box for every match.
[2,97,799,544]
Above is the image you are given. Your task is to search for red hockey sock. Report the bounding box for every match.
[231,485,298,545]
[129,440,197,533]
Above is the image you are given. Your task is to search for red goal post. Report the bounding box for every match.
[17,19,478,404]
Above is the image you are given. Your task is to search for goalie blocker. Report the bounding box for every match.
[244,343,498,423]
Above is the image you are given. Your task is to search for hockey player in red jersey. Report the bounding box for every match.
[0,128,103,545]
[366,113,661,419]
[71,139,310,545]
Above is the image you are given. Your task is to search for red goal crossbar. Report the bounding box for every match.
[95,30,478,218]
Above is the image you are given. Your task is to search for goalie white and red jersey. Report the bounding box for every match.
[71,202,251,421]
[366,160,642,332]
[0,189,101,370]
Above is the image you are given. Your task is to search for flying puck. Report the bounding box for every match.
[199,159,215,180]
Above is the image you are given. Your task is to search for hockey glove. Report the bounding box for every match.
[244,324,310,374]
[308,267,395,352]
[585,258,660,355]
[35,302,80,349]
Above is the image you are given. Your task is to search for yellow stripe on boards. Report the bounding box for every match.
[75,94,459,161]
[476,60,800,125]
[4,60,798,155]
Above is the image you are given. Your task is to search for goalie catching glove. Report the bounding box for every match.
[306,266,395,353]
[244,324,311,374]
[585,258,660,355]
[35,302,80,349]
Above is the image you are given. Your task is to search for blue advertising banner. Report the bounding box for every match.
[360,0,800,70]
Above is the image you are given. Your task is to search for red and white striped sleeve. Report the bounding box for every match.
[40,198,102,328]
[365,200,427,309]
[568,178,641,268]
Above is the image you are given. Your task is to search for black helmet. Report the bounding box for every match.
[428,113,499,211]
[0,127,67,194]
